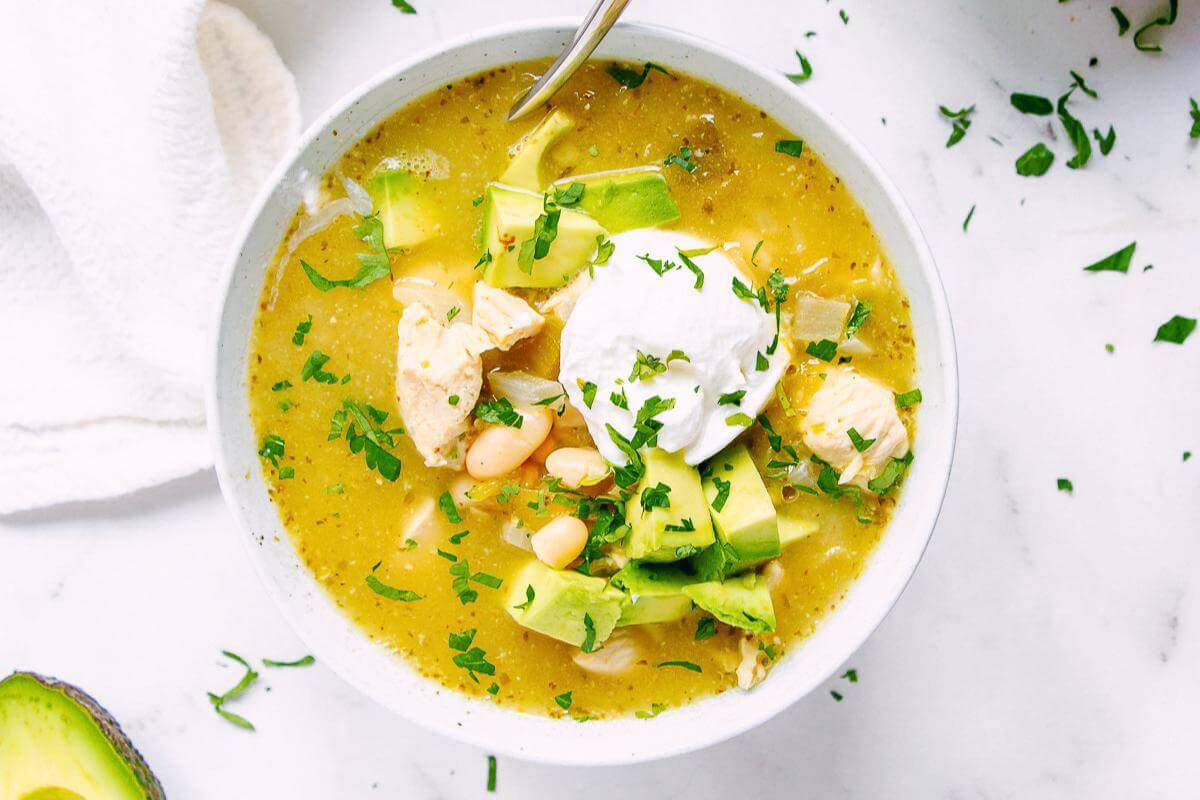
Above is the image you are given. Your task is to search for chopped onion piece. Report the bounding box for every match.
[392,278,466,322]
[488,370,564,408]
[500,517,533,552]
[341,175,373,215]
[839,336,873,356]
[791,291,850,341]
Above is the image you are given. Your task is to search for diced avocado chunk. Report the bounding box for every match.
[506,560,623,648]
[500,108,574,190]
[611,562,697,625]
[367,168,437,250]
[683,573,776,634]
[553,167,680,232]
[703,443,781,563]
[692,508,816,581]
[480,184,605,288]
[627,449,716,562]
[0,672,165,799]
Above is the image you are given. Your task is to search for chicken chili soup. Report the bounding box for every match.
[248,59,918,719]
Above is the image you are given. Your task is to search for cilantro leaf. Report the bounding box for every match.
[775,139,805,157]
[939,104,975,148]
[656,660,701,673]
[1010,93,1053,115]
[806,339,838,361]
[663,146,697,173]
[845,301,871,338]
[1132,0,1178,52]
[475,398,524,428]
[1057,90,1092,169]
[784,50,813,83]
[847,428,876,453]
[606,61,670,89]
[292,315,313,345]
[1154,315,1196,344]
[895,389,923,409]
[365,561,422,601]
[1092,125,1116,155]
[1083,242,1135,273]
[1111,5,1130,34]
[1057,478,1074,493]
[1015,143,1055,176]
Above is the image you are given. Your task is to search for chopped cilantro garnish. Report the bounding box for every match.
[695,617,717,641]
[580,613,598,653]
[1057,478,1074,493]
[365,561,422,601]
[554,691,573,711]
[806,339,838,361]
[711,476,732,512]
[472,571,503,590]
[610,388,629,410]
[513,584,535,611]
[301,350,338,383]
[867,452,914,495]
[1189,98,1200,138]
[784,50,813,83]
[939,104,975,148]
[842,668,858,682]
[1092,125,1116,155]
[605,61,670,89]
[517,195,561,274]
[718,390,746,406]
[271,380,292,392]
[636,703,667,719]
[1154,315,1196,344]
[1084,242,1135,273]
[640,482,672,513]
[449,559,478,604]
[775,139,805,157]
[656,660,701,673]
[258,434,285,468]
[475,397,523,428]
[1015,143,1055,176]
[292,315,312,345]
[452,642,495,682]
[638,253,677,276]
[677,248,705,288]
[446,306,461,323]
[449,529,470,544]
[629,350,671,382]
[1069,70,1099,99]
[663,146,697,173]
[554,182,585,207]
[847,428,876,452]
[278,466,295,480]
[895,388,923,408]
[447,394,459,406]
[594,235,615,265]
[725,413,754,427]
[474,250,493,270]
[391,0,415,12]
[830,690,844,702]
[580,380,598,408]
[1010,93,1053,116]
[334,398,403,481]
[298,214,392,291]
[438,491,462,523]
[845,301,871,338]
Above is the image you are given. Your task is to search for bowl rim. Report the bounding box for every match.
[206,16,958,764]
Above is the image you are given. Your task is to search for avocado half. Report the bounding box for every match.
[0,672,165,800]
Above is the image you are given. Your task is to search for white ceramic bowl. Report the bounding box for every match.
[208,19,958,765]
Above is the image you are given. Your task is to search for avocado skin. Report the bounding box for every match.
[0,672,164,800]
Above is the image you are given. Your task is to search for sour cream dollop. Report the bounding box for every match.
[559,229,787,466]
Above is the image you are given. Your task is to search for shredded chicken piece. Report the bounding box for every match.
[736,635,768,691]
[537,270,591,321]
[762,559,785,590]
[572,629,641,676]
[800,366,909,487]
[472,282,544,350]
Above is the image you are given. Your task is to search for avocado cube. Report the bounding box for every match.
[692,508,816,582]
[611,562,697,625]
[553,167,680,233]
[683,573,776,634]
[480,184,605,289]
[626,449,716,562]
[703,443,781,564]
[367,168,437,250]
[500,108,574,191]
[505,560,623,648]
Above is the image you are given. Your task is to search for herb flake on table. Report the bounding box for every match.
[606,61,669,89]
[1132,0,1178,52]
[262,655,315,668]
[1189,98,1200,138]
[785,50,813,83]
[207,650,259,731]
[366,561,422,601]
[1069,70,1099,99]
[1093,125,1116,155]
[939,104,975,148]
[1111,5,1130,34]
[1010,93,1053,116]
[486,755,497,792]
[1057,90,1092,169]
[1083,242,1135,273]
[962,204,976,231]
[1057,478,1074,493]
[1015,142,1055,176]
[390,0,416,12]
[842,668,858,682]
[839,8,849,24]
[1154,315,1197,344]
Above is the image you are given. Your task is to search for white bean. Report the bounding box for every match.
[531,516,589,569]
[465,405,553,479]
[544,447,609,488]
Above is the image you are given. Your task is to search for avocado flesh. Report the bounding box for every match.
[480,184,605,289]
[703,443,781,563]
[499,108,574,190]
[683,573,776,634]
[611,562,697,625]
[368,168,437,250]
[626,449,716,562]
[553,167,680,233]
[693,508,817,582]
[506,560,624,647]
[0,672,164,800]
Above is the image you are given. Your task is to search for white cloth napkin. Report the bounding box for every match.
[0,0,299,514]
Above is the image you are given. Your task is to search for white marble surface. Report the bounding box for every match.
[4,0,1199,796]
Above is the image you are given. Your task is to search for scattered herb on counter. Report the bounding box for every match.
[656,660,702,673]
[1189,98,1200,138]
[895,388,923,408]
[262,655,315,668]
[1132,0,1178,52]
[475,397,524,428]
[1057,478,1074,493]
[606,61,669,89]
[1105,343,1115,354]
[695,617,717,641]
[663,145,697,173]
[1083,242,1135,273]
[1154,315,1197,344]
[1111,5,1130,34]
[391,0,416,12]
[1057,90,1092,169]
[486,755,497,792]
[775,139,805,157]
[301,350,338,383]
[1069,70,1099,99]
[554,691,573,711]
[292,315,312,345]
[1015,143,1055,176]
[842,668,858,682]
[1184,452,1193,462]
[830,690,844,702]
[1010,92,1053,115]
[207,650,259,731]
[839,8,849,24]
[785,50,813,83]
[847,427,876,453]
[806,339,839,362]
[366,561,422,602]
[1093,125,1116,155]
[939,104,975,148]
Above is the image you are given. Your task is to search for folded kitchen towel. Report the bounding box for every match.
[0,1,299,514]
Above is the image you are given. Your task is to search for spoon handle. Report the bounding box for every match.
[507,0,632,121]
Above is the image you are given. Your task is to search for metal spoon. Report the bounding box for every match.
[507,0,632,121]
